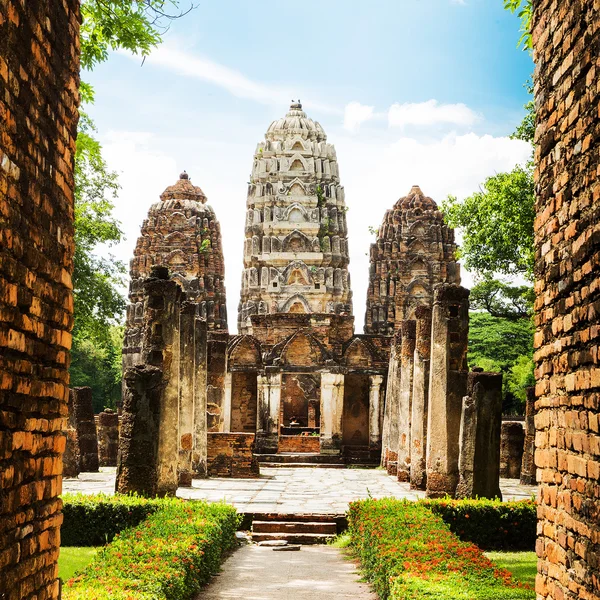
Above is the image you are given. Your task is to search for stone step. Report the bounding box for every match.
[256,453,344,464]
[253,521,338,534]
[251,532,335,545]
[249,512,346,525]
[259,462,346,469]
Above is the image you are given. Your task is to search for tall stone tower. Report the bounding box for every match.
[123,172,228,370]
[238,101,353,333]
[364,185,460,335]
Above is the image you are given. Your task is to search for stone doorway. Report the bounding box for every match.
[342,374,370,446]
[279,373,321,453]
[230,372,258,433]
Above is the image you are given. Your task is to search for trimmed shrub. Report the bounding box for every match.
[421,498,536,550]
[63,498,240,600]
[62,493,163,546]
[348,498,534,600]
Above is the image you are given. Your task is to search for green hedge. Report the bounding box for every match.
[62,493,163,546]
[421,498,536,550]
[348,498,534,600]
[63,498,240,600]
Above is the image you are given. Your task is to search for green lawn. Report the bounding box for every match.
[485,551,537,587]
[58,547,99,581]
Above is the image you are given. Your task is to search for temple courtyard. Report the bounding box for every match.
[63,467,536,515]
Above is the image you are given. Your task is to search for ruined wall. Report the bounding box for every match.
[0,1,80,597]
[532,2,600,598]
[207,433,260,477]
[278,435,320,453]
[97,410,119,467]
[500,421,524,479]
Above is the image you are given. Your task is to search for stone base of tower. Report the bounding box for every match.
[224,314,390,464]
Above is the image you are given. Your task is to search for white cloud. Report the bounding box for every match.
[123,45,340,115]
[343,101,375,132]
[388,100,479,128]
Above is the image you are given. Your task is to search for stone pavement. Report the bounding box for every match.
[63,467,536,514]
[197,544,377,599]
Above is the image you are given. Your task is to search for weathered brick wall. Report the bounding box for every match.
[499,421,524,479]
[278,435,320,454]
[0,1,80,597]
[532,2,600,598]
[207,433,260,478]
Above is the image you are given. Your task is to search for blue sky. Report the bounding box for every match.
[87,0,533,332]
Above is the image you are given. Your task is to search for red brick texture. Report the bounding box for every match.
[532,2,600,599]
[0,1,80,598]
[207,433,260,478]
[278,435,320,454]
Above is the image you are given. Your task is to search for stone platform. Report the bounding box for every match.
[63,467,536,515]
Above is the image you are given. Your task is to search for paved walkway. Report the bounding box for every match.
[198,544,376,599]
[63,467,536,514]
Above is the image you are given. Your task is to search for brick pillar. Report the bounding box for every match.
[499,422,524,479]
[410,306,432,490]
[97,409,119,467]
[426,284,469,498]
[72,387,99,472]
[63,387,81,478]
[381,330,402,470]
[456,371,503,500]
[520,387,536,485]
[533,2,600,597]
[397,320,416,482]
[192,315,208,478]
[0,2,80,597]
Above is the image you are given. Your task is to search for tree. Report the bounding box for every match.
[503,0,533,51]
[470,279,534,320]
[468,312,534,414]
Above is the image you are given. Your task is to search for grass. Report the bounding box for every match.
[328,532,352,548]
[485,552,537,588]
[59,547,99,581]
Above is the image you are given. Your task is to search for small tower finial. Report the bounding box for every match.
[180,170,189,180]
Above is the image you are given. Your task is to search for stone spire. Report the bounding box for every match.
[123,172,228,369]
[238,102,353,333]
[364,185,460,335]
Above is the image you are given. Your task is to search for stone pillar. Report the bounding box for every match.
[192,316,208,478]
[255,372,281,453]
[178,303,196,486]
[426,284,469,498]
[320,373,344,454]
[223,371,232,433]
[116,269,182,496]
[397,320,416,482]
[207,334,227,431]
[499,421,524,479]
[520,387,535,485]
[368,375,384,449]
[116,365,163,495]
[410,306,431,490]
[72,387,99,473]
[381,330,401,470]
[456,372,503,500]
[97,409,119,467]
[63,388,81,478]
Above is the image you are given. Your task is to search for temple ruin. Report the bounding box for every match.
[238,101,353,333]
[2,1,599,596]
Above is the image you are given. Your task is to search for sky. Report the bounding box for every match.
[86,0,533,333]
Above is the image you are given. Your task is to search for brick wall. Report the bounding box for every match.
[0,1,80,598]
[278,435,320,454]
[207,433,260,478]
[532,2,600,599]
